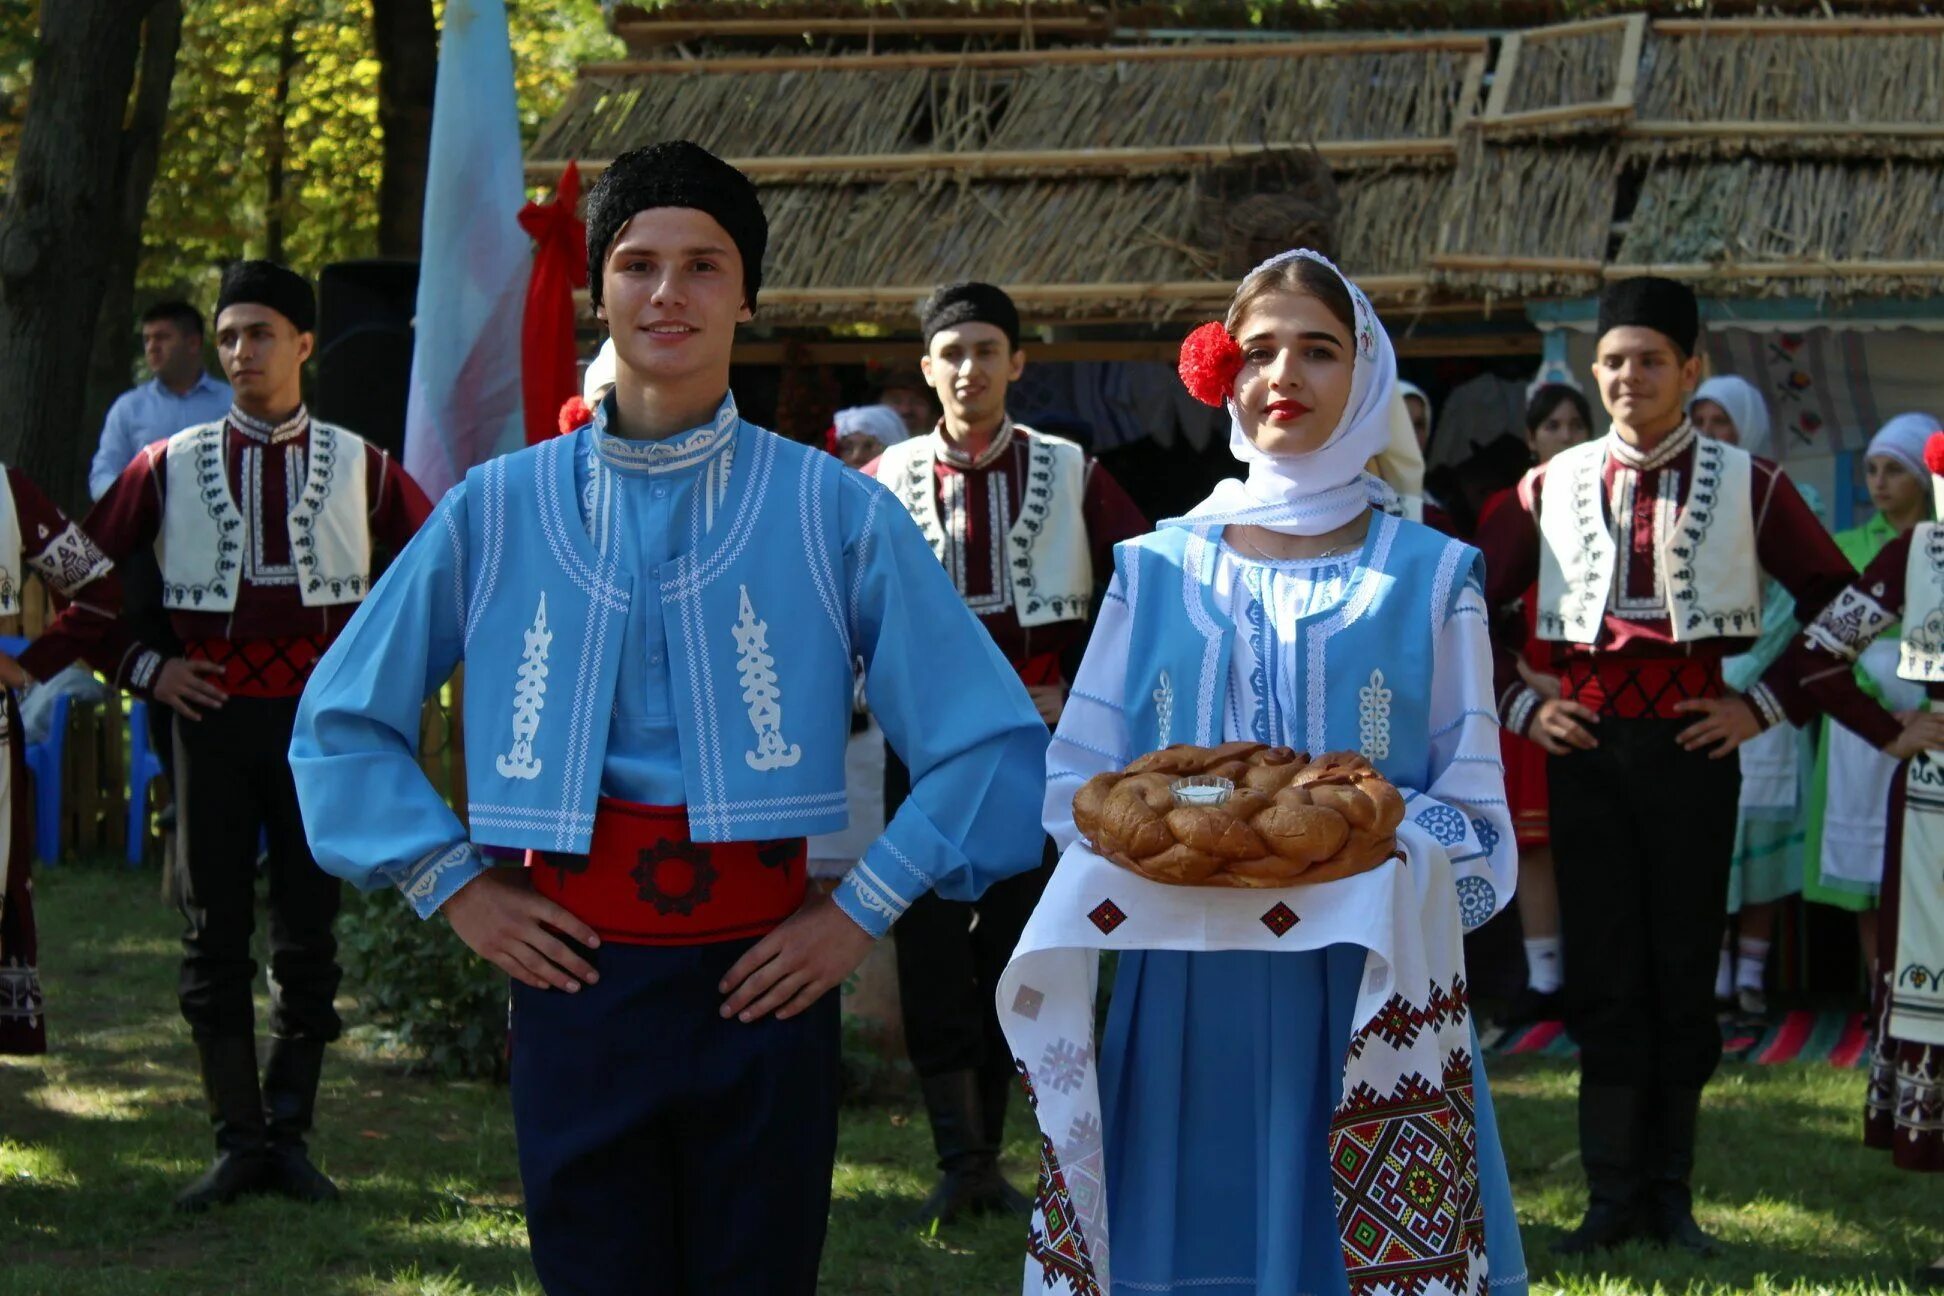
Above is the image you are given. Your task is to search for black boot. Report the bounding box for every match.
[262,1037,339,1204]
[1643,1087,1718,1257]
[1557,1085,1647,1255]
[906,1070,1018,1226]
[975,1060,1031,1217]
[174,1036,270,1212]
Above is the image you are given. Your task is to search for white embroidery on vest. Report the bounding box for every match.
[734,584,801,772]
[1359,668,1393,761]
[1154,670,1175,748]
[495,592,551,781]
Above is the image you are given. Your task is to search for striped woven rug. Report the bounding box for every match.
[1489,1011,1872,1068]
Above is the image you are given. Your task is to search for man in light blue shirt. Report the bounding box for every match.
[88,301,233,500]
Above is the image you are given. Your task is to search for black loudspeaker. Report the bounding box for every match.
[314,259,418,460]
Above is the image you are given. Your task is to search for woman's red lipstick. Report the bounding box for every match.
[1266,398,1311,422]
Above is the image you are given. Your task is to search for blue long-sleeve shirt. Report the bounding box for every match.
[291,397,1050,937]
[88,372,233,500]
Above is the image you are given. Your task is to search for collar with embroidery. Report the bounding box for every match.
[590,391,738,475]
[1606,419,1695,472]
[229,404,309,445]
[935,417,1016,471]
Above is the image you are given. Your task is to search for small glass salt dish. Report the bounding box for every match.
[1170,775,1233,807]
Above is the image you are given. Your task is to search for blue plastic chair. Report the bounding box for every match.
[0,634,66,868]
[126,699,166,868]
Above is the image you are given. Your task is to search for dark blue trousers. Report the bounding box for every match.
[509,939,841,1295]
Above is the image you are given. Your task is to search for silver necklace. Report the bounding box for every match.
[1231,527,1360,564]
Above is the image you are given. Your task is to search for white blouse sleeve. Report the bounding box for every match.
[1402,566,1518,931]
[1043,569,1136,852]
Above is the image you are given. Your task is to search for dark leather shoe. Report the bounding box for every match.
[174,1149,270,1213]
[265,1144,340,1204]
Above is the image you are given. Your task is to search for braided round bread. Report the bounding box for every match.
[1072,742,1406,887]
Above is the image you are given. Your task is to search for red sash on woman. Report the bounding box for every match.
[527,799,806,945]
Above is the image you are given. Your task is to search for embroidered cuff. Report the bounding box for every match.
[1500,684,1541,738]
[126,649,164,694]
[393,841,486,919]
[832,864,907,939]
[1744,682,1786,732]
[1803,587,1895,663]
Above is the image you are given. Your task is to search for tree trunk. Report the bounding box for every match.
[264,14,300,267]
[372,0,437,258]
[82,0,185,503]
[0,0,178,511]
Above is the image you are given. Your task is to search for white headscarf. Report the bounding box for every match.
[1162,249,1399,536]
[1687,374,1773,459]
[1866,411,1942,480]
[583,338,617,402]
[1398,380,1433,444]
[833,404,910,447]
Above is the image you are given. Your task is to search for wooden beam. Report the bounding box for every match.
[578,35,1492,78]
[1654,17,1944,35]
[1607,260,1944,281]
[616,16,1110,43]
[1514,14,1635,41]
[1611,13,1647,108]
[1630,120,1944,141]
[1476,99,1633,133]
[1431,254,1604,275]
[529,139,1457,185]
[1455,50,1488,126]
[1479,31,1520,121]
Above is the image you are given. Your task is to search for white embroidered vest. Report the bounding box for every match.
[1898,523,1944,681]
[0,472,21,616]
[879,425,1093,628]
[1535,431,1761,644]
[158,420,372,611]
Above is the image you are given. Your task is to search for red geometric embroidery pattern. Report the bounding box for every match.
[184,635,329,699]
[1260,901,1300,937]
[1028,1131,1104,1296]
[631,840,719,916]
[1329,977,1484,1296]
[1087,899,1127,935]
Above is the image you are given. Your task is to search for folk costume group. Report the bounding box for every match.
[0,136,1937,1294]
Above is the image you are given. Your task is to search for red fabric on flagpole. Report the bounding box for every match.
[518,162,587,445]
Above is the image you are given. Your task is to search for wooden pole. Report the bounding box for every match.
[578,35,1491,78]
[1607,261,1944,281]
[1629,120,1944,141]
[1477,100,1633,132]
[1654,17,1944,35]
[616,15,1110,43]
[1431,254,1605,275]
[528,139,1458,185]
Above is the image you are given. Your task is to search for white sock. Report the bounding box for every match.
[1735,937,1771,992]
[1716,947,1734,1000]
[1524,936,1563,994]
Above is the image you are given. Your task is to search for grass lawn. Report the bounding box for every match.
[2,858,1938,1295]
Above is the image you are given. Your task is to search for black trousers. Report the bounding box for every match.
[172,695,342,1041]
[1549,718,1739,1088]
[509,940,841,1296]
[884,750,1052,1078]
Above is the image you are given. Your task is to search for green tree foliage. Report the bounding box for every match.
[138,0,617,305]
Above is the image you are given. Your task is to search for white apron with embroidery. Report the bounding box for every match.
[158,420,372,611]
[0,478,22,616]
[1535,430,1761,644]
[1890,524,1944,1046]
[877,425,1093,627]
[998,824,1479,1296]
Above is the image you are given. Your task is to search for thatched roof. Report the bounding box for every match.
[533,13,1944,327]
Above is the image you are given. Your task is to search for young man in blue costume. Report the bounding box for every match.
[289,141,1050,1295]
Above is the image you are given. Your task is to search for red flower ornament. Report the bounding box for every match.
[557,395,595,436]
[1178,321,1244,408]
[1925,431,1944,477]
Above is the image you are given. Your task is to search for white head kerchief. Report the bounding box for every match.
[1688,374,1773,459]
[583,338,617,402]
[1866,411,1941,481]
[833,404,910,447]
[1162,249,1399,536]
[1398,380,1433,443]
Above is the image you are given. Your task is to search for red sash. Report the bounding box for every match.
[1558,657,1723,720]
[526,799,807,946]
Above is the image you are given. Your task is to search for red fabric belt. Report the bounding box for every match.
[184,635,328,699]
[526,799,807,946]
[1558,657,1723,720]
[1013,651,1064,688]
